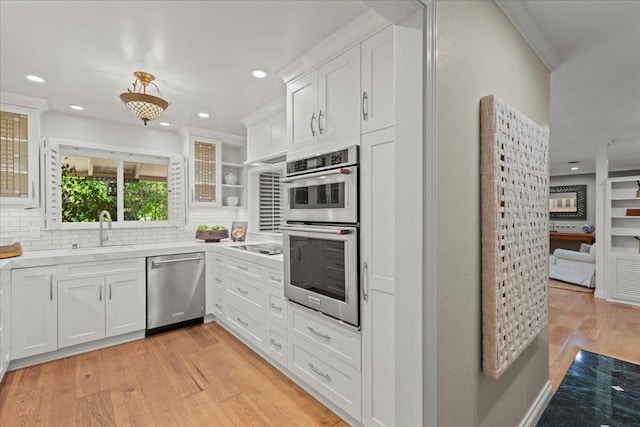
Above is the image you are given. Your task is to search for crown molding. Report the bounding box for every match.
[494,0,562,71]
[240,97,286,128]
[0,91,49,115]
[277,9,389,84]
[177,126,246,147]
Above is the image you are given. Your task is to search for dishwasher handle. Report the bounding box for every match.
[150,256,202,268]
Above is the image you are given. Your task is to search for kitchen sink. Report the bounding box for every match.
[231,243,283,256]
[65,245,135,254]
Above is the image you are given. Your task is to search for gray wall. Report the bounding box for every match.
[437,1,550,426]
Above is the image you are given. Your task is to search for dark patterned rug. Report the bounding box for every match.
[537,350,640,426]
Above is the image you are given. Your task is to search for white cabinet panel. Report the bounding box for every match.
[269,111,287,154]
[0,270,11,383]
[362,27,394,135]
[318,44,361,147]
[610,254,640,303]
[225,301,266,351]
[287,71,319,152]
[247,122,270,161]
[106,272,146,337]
[361,128,396,427]
[11,267,58,359]
[266,322,287,368]
[58,277,106,348]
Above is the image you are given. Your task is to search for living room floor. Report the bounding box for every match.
[549,286,640,390]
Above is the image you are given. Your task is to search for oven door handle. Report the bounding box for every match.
[282,225,352,235]
[280,167,350,183]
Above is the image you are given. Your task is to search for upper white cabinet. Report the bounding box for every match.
[179,127,247,208]
[287,45,361,155]
[0,102,42,207]
[11,266,58,359]
[361,27,394,135]
[242,98,287,164]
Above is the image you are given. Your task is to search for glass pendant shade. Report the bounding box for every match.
[119,71,170,125]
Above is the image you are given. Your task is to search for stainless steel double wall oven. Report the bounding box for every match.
[282,146,359,326]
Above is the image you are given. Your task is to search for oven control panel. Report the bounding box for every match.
[286,146,357,176]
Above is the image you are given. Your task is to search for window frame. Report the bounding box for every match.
[248,163,285,237]
[44,138,184,230]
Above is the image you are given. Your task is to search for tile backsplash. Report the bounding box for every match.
[0,207,248,251]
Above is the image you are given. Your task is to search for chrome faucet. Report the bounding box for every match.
[98,210,112,247]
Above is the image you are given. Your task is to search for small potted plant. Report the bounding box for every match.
[195,225,229,242]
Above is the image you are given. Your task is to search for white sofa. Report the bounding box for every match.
[549,243,596,288]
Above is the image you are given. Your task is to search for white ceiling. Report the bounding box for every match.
[0,1,369,136]
[515,1,640,176]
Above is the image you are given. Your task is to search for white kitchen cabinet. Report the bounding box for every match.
[11,266,58,359]
[189,136,221,207]
[58,260,146,349]
[58,276,106,348]
[242,98,287,164]
[287,45,361,155]
[105,272,146,337]
[609,253,640,304]
[0,269,11,383]
[361,127,396,427]
[0,103,41,207]
[361,27,394,135]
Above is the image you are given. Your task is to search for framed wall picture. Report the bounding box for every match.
[549,185,587,219]
[231,221,247,242]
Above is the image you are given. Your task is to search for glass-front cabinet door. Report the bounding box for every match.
[189,138,220,207]
[0,104,40,206]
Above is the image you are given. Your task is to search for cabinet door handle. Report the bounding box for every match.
[236,265,248,271]
[215,257,222,262]
[270,339,282,349]
[236,317,248,327]
[215,277,222,283]
[236,287,248,295]
[362,92,369,121]
[362,261,369,301]
[109,283,112,300]
[191,189,194,203]
[318,110,324,134]
[215,303,222,310]
[308,326,331,341]
[31,181,35,199]
[310,112,317,136]
[270,303,283,312]
[49,275,53,300]
[99,285,102,302]
[308,363,331,381]
[269,273,281,282]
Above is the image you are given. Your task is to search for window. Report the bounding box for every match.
[44,140,184,229]
[258,170,283,232]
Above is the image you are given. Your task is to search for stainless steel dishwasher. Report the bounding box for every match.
[146,252,205,335]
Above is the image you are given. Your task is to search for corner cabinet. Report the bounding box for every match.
[242,98,287,164]
[11,266,58,359]
[0,104,41,207]
[287,44,361,155]
[606,176,640,305]
[180,128,247,208]
[361,26,394,135]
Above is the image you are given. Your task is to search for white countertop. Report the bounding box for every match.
[0,239,283,270]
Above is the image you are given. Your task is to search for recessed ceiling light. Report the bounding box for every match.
[25,74,46,83]
[571,167,579,171]
[198,112,210,119]
[69,104,85,111]
[159,121,171,127]
[252,69,267,79]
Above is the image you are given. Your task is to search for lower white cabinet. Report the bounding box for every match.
[265,322,287,367]
[58,265,145,349]
[609,253,640,303]
[11,266,58,359]
[225,300,266,351]
[0,269,12,383]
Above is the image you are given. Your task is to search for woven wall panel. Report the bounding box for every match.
[480,95,549,379]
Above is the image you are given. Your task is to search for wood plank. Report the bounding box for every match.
[35,356,77,426]
[75,390,115,427]
[185,323,220,348]
[219,393,275,427]
[181,388,237,426]
[75,353,106,398]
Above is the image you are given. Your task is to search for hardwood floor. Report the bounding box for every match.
[0,322,344,426]
[548,287,640,391]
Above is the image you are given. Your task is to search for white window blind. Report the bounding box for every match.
[259,171,283,232]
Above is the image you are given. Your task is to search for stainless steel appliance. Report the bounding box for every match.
[146,252,205,334]
[282,146,358,224]
[283,146,360,326]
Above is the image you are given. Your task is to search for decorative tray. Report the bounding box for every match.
[195,230,229,242]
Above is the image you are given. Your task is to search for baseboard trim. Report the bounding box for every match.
[518,380,553,427]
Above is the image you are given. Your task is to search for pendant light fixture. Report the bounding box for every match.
[119,71,170,125]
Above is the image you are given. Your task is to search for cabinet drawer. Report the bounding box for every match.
[225,271,265,311]
[266,322,287,368]
[288,334,361,420]
[212,253,225,265]
[266,268,283,289]
[224,257,263,281]
[213,294,225,319]
[58,258,144,280]
[213,273,224,292]
[267,292,287,328]
[289,304,361,370]
[225,302,265,351]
